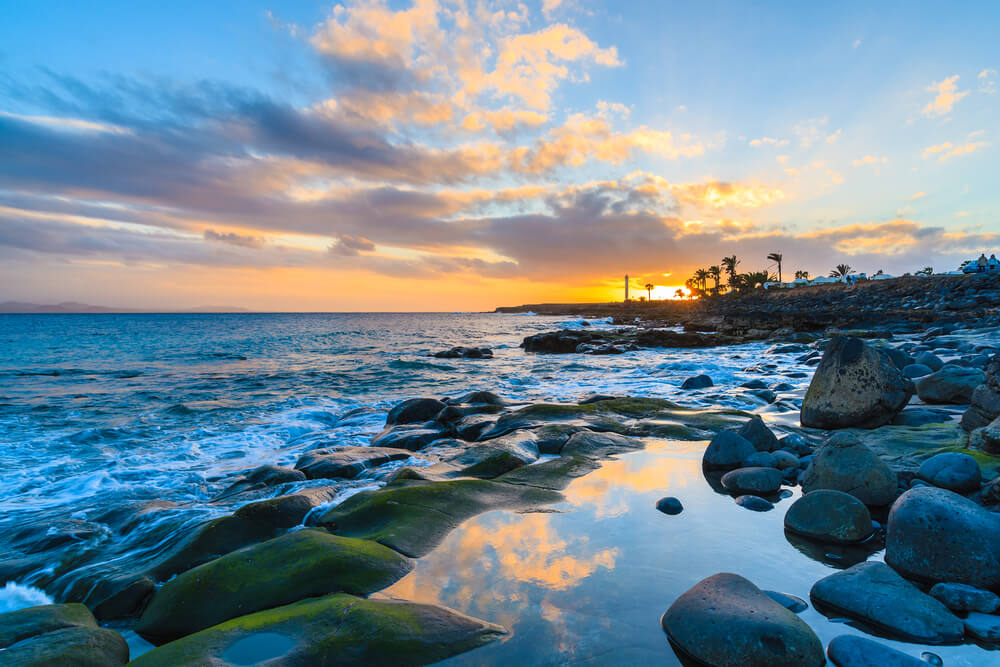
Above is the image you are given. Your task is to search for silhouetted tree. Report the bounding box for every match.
[694,268,709,292]
[645,282,654,300]
[767,252,783,283]
[829,264,853,278]
[707,265,722,294]
[794,270,810,280]
[915,267,933,276]
[721,255,740,289]
[674,288,686,299]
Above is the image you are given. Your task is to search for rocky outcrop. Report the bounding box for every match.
[885,486,1000,590]
[810,562,963,644]
[662,573,824,667]
[799,433,898,505]
[431,346,493,359]
[800,337,913,429]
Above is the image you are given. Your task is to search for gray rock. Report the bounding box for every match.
[702,431,756,470]
[370,424,446,451]
[447,391,505,406]
[772,450,799,470]
[915,351,945,372]
[741,451,777,468]
[886,486,1000,590]
[800,433,897,505]
[656,497,683,515]
[801,337,913,429]
[963,612,1000,641]
[386,398,448,426]
[763,591,808,613]
[917,452,982,492]
[778,433,811,456]
[915,366,986,404]
[826,634,924,667]
[784,490,872,544]
[735,495,774,511]
[721,467,783,494]
[962,355,1000,430]
[980,415,1000,454]
[928,582,1000,613]
[740,379,768,389]
[681,374,713,390]
[737,415,779,452]
[902,363,933,379]
[810,562,963,643]
[891,408,950,426]
[662,573,824,667]
[295,447,413,479]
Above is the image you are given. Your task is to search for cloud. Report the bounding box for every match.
[910,192,927,200]
[748,137,788,148]
[922,75,968,117]
[825,129,841,143]
[329,233,376,256]
[922,140,988,161]
[461,107,548,132]
[852,39,862,49]
[852,155,888,166]
[793,117,828,148]
[203,229,263,247]
[542,0,564,18]
[980,68,998,94]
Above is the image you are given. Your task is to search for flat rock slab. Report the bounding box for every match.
[810,562,963,644]
[129,594,506,667]
[662,572,824,667]
[136,529,413,645]
[963,612,1000,641]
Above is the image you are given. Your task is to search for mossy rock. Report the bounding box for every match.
[128,594,505,667]
[851,423,973,472]
[0,603,128,666]
[497,455,600,491]
[136,530,412,645]
[561,430,644,459]
[313,479,562,557]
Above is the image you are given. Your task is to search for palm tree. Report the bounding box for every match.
[694,268,709,292]
[794,270,810,280]
[674,288,686,299]
[915,267,933,276]
[829,264,853,278]
[645,283,654,300]
[707,265,722,294]
[767,252,783,283]
[744,270,773,289]
[721,255,740,289]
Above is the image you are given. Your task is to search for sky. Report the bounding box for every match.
[1,0,998,311]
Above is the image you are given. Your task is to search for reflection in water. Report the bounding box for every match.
[377,441,989,666]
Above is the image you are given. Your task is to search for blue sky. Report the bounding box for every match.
[1,1,997,309]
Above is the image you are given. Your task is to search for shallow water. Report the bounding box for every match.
[378,441,992,666]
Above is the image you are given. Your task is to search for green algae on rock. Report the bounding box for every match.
[136,529,413,645]
[128,594,506,667]
[0,603,129,667]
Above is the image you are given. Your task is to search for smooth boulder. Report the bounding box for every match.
[386,398,447,426]
[721,467,783,494]
[662,573,824,667]
[800,337,913,429]
[885,485,1000,590]
[783,490,872,544]
[702,431,756,470]
[810,562,963,644]
[736,415,779,452]
[681,374,713,390]
[0,603,129,666]
[826,634,924,667]
[917,451,982,492]
[915,366,986,404]
[799,433,897,505]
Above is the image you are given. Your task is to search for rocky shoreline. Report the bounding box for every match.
[3,308,1000,665]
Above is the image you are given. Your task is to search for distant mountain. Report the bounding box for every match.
[0,301,250,313]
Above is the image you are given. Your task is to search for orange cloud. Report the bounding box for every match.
[922,140,988,161]
[923,75,968,117]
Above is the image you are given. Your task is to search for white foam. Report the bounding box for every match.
[0,582,53,613]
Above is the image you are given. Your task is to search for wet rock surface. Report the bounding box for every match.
[800,433,898,506]
[0,603,129,666]
[784,489,873,544]
[826,634,925,667]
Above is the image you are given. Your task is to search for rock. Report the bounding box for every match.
[662,573,824,667]
[962,355,1000,430]
[915,367,986,404]
[86,573,156,621]
[810,562,963,643]
[800,433,898,505]
[737,415,779,452]
[386,398,447,426]
[917,452,982,492]
[771,450,799,470]
[800,337,913,429]
[740,379,768,389]
[979,416,1000,454]
[778,433,811,456]
[447,391,505,406]
[763,591,808,613]
[656,497,683,515]
[891,407,949,426]
[963,612,1000,641]
[129,594,505,667]
[826,634,924,667]
[783,490,872,544]
[741,451,777,468]
[703,431,756,470]
[681,374,713,390]
[432,346,493,359]
[370,424,447,451]
[915,351,945,372]
[747,389,777,403]
[902,363,933,379]
[434,403,504,423]
[721,467,783,494]
[560,430,643,459]
[734,495,774,511]
[885,486,1000,590]
[928,582,1000,613]
[0,603,129,666]
[136,529,412,645]
[441,431,540,477]
[313,478,561,558]
[295,447,412,479]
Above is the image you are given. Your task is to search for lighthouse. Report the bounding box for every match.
[624,274,629,302]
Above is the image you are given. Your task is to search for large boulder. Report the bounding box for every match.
[810,562,963,643]
[783,490,872,544]
[917,452,982,492]
[915,366,986,404]
[0,603,128,666]
[800,337,913,429]
[962,355,1000,430]
[129,594,505,667]
[702,431,756,470]
[799,433,897,505]
[661,573,824,667]
[885,486,1000,590]
[136,529,413,645]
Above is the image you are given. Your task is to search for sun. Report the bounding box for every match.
[649,285,693,300]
